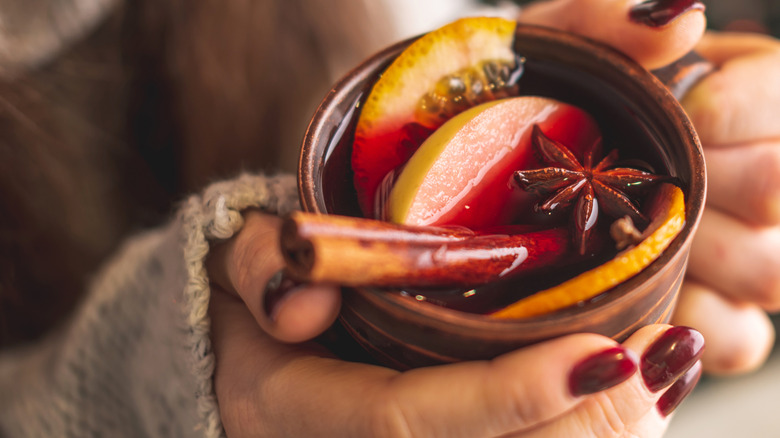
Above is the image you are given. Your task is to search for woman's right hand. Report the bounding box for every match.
[207,211,703,438]
[520,0,779,377]
[669,31,780,375]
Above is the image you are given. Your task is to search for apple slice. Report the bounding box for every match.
[352,17,518,216]
[386,96,601,230]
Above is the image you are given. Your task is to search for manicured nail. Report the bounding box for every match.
[629,0,705,27]
[569,346,638,396]
[641,326,705,392]
[263,271,302,321]
[657,360,702,417]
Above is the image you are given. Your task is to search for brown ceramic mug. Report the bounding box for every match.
[297,24,706,370]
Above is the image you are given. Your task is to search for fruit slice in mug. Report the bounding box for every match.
[352,16,519,216]
[349,16,687,318]
[383,95,685,318]
[386,96,601,230]
[492,183,686,318]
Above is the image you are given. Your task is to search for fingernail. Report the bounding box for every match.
[263,270,302,321]
[569,346,639,396]
[629,0,705,27]
[641,326,705,392]
[657,360,702,417]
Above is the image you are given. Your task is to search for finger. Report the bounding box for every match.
[687,208,780,311]
[209,288,348,438]
[501,405,670,438]
[376,334,637,438]
[216,297,639,438]
[519,0,706,69]
[672,280,775,375]
[652,360,702,422]
[520,325,703,438]
[614,360,702,436]
[267,280,343,343]
[207,210,342,343]
[695,31,780,66]
[705,140,780,225]
[620,405,671,438]
[682,34,780,146]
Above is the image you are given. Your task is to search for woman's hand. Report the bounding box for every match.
[671,32,780,374]
[207,211,703,437]
[520,0,779,376]
[201,2,723,436]
[207,212,342,344]
[519,0,706,70]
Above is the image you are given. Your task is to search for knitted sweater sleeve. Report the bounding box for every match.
[0,173,300,438]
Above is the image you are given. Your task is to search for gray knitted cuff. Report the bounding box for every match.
[178,173,300,438]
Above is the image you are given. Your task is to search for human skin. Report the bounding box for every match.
[671,31,780,375]
[207,0,780,435]
[488,0,780,378]
[208,207,708,437]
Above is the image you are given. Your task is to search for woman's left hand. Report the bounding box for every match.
[206,211,702,437]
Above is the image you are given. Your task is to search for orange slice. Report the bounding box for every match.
[352,17,517,215]
[491,183,686,319]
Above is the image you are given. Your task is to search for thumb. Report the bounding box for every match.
[207,210,342,343]
[519,0,706,70]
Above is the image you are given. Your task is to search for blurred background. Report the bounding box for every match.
[704,0,780,34]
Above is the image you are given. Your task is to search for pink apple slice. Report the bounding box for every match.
[386,96,601,229]
[352,17,518,216]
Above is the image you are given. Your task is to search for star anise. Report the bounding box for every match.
[514,125,668,255]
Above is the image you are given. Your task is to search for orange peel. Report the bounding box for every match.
[491,183,686,319]
[352,16,517,214]
[356,17,516,132]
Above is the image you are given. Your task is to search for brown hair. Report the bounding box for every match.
[0,0,391,347]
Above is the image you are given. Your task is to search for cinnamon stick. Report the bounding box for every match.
[280,212,572,289]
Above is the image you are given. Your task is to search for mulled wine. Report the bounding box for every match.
[316,27,681,316]
[296,20,705,369]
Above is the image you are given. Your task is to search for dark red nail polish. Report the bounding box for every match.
[629,0,705,27]
[657,360,702,417]
[641,326,705,392]
[263,271,302,320]
[569,347,638,396]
